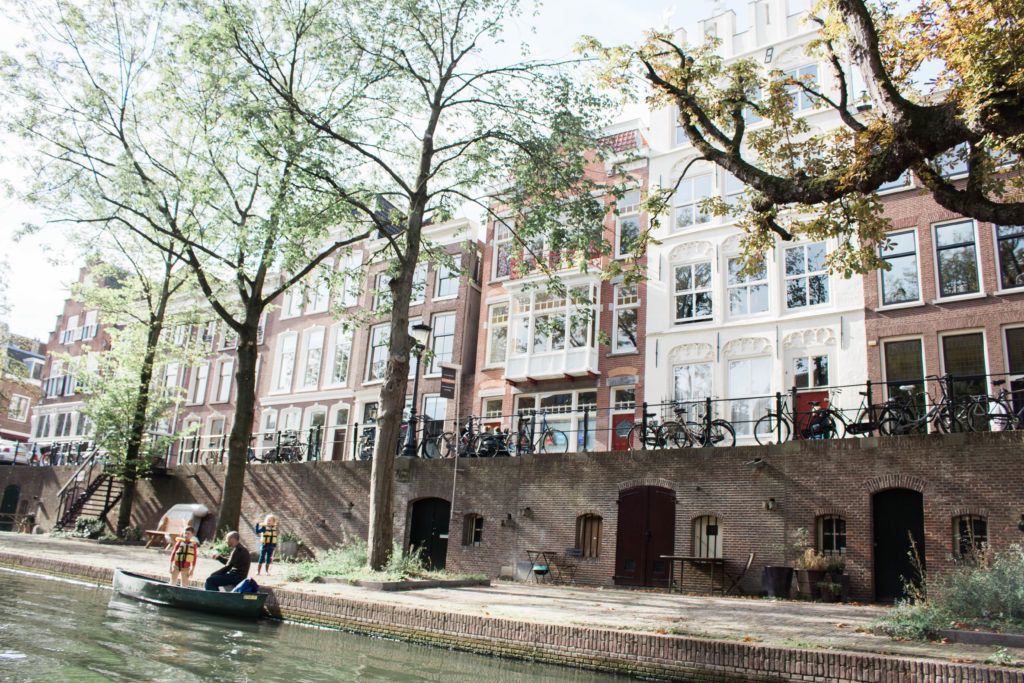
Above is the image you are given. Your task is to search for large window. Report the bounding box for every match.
[493,221,513,280]
[673,362,712,405]
[576,514,602,558]
[81,310,98,340]
[693,515,722,558]
[515,390,597,451]
[728,356,771,436]
[34,414,51,438]
[329,326,353,386]
[615,190,641,257]
[216,360,233,403]
[429,312,456,374]
[411,264,427,305]
[275,334,297,391]
[509,287,596,358]
[372,272,391,310]
[302,329,324,389]
[337,251,362,308]
[188,364,209,405]
[305,276,330,314]
[727,256,768,317]
[880,230,921,305]
[877,172,911,193]
[282,288,303,318]
[1007,327,1024,377]
[722,171,744,207]
[934,220,980,297]
[673,262,713,323]
[883,339,925,426]
[435,259,460,298]
[818,515,846,556]
[784,242,829,308]
[486,303,508,366]
[996,225,1024,290]
[783,64,819,111]
[8,394,29,421]
[953,514,987,559]
[673,174,713,230]
[367,324,390,381]
[612,285,639,353]
[793,354,829,388]
[941,332,987,396]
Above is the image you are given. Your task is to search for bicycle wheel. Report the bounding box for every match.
[626,424,649,452]
[754,414,790,445]
[434,432,456,458]
[702,419,736,447]
[660,421,688,448]
[539,429,569,453]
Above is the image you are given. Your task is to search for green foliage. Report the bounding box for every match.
[68,516,106,540]
[199,534,233,560]
[283,539,481,583]
[877,544,1024,640]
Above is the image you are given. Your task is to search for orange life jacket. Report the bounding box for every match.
[259,525,278,545]
[173,537,197,566]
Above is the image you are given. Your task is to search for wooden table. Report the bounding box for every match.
[661,555,725,594]
[526,550,558,582]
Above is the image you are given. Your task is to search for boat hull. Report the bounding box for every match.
[113,568,267,620]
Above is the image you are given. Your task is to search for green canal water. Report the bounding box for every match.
[0,571,634,682]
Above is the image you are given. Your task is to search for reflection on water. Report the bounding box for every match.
[0,570,633,682]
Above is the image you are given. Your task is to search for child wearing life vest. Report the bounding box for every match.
[254,514,279,575]
[168,525,198,586]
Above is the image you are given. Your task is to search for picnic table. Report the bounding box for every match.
[661,555,725,594]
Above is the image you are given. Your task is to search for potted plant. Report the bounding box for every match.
[816,578,843,602]
[821,556,849,602]
[277,531,303,560]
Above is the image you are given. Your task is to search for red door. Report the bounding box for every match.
[614,486,676,587]
[610,413,634,451]
[794,390,829,438]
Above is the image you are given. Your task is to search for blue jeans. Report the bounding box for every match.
[258,544,276,565]
[205,572,243,592]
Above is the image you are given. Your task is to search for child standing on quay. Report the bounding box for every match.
[168,525,198,586]
[254,514,279,575]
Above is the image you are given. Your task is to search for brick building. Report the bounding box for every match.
[865,173,1024,411]
[0,326,45,443]
[470,121,649,452]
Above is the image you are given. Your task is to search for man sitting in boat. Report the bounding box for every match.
[204,531,251,591]
[168,525,198,586]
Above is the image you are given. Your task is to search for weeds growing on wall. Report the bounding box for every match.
[283,539,484,583]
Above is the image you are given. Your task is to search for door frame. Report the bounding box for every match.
[613,485,676,587]
[407,497,451,570]
[872,487,926,602]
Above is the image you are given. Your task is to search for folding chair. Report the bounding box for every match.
[724,552,756,595]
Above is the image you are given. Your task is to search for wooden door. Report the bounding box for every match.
[610,413,634,452]
[873,488,925,602]
[409,498,451,570]
[614,486,675,587]
[0,485,20,532]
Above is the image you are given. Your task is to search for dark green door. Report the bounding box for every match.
[873,488,925,602]
[409,498,450,570]
[0,485,20,532]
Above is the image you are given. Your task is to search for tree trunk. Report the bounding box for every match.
[215,311,261,535]
[366,203,425,570]
[116,274,171,535]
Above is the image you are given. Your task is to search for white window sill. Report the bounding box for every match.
[932,292,986,304]
[875,300,925,312]
[784,302,831,313]
[607,350,640,357]
[423,373,442,379]
[363,379,385,386]
[481,364,506,372]
[432,295,459,302]
[672,318,715,327]
[994,286,1024,297]
[268,389,294,396]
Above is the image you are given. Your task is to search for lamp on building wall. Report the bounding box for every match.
[764,497,777,511]
[400,322,433,458]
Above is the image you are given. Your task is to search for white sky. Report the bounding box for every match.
[0,0,744,340]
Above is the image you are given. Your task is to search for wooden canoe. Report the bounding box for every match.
[112,568,267,620]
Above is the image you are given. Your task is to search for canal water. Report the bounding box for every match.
[0,571,633,682]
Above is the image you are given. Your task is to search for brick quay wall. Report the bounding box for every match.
[3,431,1023,601]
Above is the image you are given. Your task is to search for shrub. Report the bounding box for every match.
[70,516,105,540]
[878,544,1024,639]
[794,547,829,571]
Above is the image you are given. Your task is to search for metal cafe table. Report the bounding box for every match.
[661,555,725,594]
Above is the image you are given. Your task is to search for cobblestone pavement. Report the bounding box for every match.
[2,532,1021,667]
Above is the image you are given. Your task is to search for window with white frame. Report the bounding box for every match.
[220,329,238,350]
[509,287,597,357]
[373,272,391,310]
[673,262,713,323]
[935,220,980,297]
[261,410,277,435]
[305,274,330,314]
[995,225,1024,290]
[515,390,597,451]
[880,230,921,305]
[941,331,987,396]
[674,362,712,406]
[482,397,503,418]
[200,321,218,350]
[329,325,353,385]
[612,386,636,410]
[936,142,969,178]
[216,360,233,402]
[62,315,79,344]
[34,414,51,438]
[435,258,461,298]
[275,333,297,391]
[783,64,819,112]
[486,303,508,366]
[728,356,772,436]
[612,285,639,352]
[302,328,324,389]
[411,263,427,304]
[367,324,390,381]
[877,172,911,192]
[1007,327,1024,378]
[337,251,362,308]
[493,221,513,280]
[722,171,744,207]
[55,412,73,437]
[7,394,29,421]
[727,256,768,317]
[163,363,179,395]
[793,354,829,389]
[81,310,98,340]
[429,312,456,374]
[282,288,304,318]
[784,242,829,308]
[189,364,209,404]
[693,515,723,558]
[673,174,713,230]
[615,190,641,257]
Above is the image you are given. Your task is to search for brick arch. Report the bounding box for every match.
[813,507,847,519]
[689,511,726,524]
[864,474,929,494]
[951,506,989,519]
[617,477,677,493]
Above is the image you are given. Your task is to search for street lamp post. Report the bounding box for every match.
[401,322,433,458]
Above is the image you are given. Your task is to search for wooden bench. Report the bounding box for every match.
[145,517,187,548]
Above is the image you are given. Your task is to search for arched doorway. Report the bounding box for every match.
[409,498,451,570]
[614,486,675,587]
[0,484,21,532]
[872,488,925,602]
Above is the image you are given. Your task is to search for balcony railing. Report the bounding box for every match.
[505,346,599,382]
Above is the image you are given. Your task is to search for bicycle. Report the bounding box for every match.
[515,410,569,454]
[876,376,964,435]
[964,379,1024,431]
[626,409,682,452]
[754,395,843,446]
[248,429,305,463]
[670,403,736,448]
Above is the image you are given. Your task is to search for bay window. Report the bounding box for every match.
[486,303,509,366]
[673,261,713,323]
[509,287,596,357]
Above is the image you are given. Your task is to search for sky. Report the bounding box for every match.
[0,0,747,341]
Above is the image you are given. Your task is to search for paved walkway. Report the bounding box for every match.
[1,533,1021,667]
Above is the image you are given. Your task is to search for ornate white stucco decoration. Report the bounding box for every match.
[783,328,837,349]
[668,241,714,263]
[722,336,772,357]
[668,343,713,364]
[721,234,744,254]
